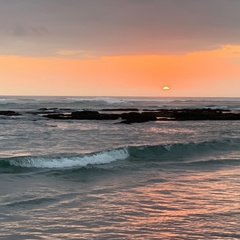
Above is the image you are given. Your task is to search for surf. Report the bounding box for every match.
[0,138,239,171]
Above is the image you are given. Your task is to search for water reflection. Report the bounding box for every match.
[1,166,239,239]
[41,168,240,238]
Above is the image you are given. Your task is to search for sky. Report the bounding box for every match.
[0,0,240,97]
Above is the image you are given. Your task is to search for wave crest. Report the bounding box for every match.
[66,97,126,105]
[128,138,240,161]
[0,138,239,170]
[7,148,129,169]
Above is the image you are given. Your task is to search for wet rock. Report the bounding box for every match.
[171,109,240,121]
[44,113,72,119]
[0,111,21,116]
[98,114,120,120]
[71,110,101,120]
[30,107,73,116]
[71,110,120,120]
[101,108,139,112]
[120,112,157,124]
[43,108,240,123]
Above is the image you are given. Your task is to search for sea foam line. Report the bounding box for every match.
[66,97,126,104]
[5,138,240,169]
[8,148,129,169]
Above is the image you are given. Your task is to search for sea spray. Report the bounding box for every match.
[7,148,129,169]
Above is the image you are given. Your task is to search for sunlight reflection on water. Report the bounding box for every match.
[1,167,239,239]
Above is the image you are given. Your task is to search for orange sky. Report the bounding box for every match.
[1,1,240,97]
[1,45,240,97]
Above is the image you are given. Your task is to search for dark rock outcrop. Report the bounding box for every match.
[43,108,240,123]
[170,108,240,121]
[98,114,120,120]
[0,111,21,116]
[101,108,139,112]
[120,112,157,124]
[71,111,120,120]
[71,110,100,120]
[28,107,73,115]
[45,111,120,120]
[45,113,72,119]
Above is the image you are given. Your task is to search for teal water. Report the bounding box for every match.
[0,97,240,239]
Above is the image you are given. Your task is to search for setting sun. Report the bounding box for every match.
[162,86,170,91]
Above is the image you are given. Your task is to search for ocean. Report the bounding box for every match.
[0,96,239,240]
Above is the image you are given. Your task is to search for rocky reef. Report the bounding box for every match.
[43,108,240,124]
[1,108,240,124]
[0,111,21,116]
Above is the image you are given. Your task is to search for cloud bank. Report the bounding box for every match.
[1,0,240,57]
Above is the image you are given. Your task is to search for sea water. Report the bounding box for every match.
[0,96,239,239]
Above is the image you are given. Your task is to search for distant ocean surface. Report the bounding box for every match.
[0,96,239,239]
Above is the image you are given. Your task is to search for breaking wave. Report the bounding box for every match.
[66,97,127,105]
[2,148,129,169]
[0,138,239,171]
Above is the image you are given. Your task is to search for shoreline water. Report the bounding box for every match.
[0,96,239,239]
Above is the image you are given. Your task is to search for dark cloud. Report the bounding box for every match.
[0,0,240,57]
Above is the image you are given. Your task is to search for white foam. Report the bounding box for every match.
[66,97,126,104]
[100,97,126,104]
[9,148,129,169]
[163,144,172,151]
[0,98,17,103]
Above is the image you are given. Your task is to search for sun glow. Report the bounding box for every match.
[1,45,240,96]
[162,86,170,91]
